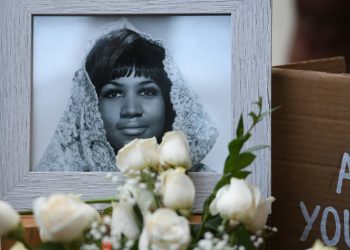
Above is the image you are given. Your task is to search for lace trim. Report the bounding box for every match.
[164,55,219,168]
[35,69,116,172]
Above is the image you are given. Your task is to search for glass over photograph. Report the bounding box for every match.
[32,16,231,172]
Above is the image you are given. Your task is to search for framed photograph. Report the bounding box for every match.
[32,15,232,173]
[0,0,271,212]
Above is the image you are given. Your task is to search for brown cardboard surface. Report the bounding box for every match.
[274,56,347,74]
[272,57,350,249]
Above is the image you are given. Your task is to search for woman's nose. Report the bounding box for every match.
[120,94,143,118]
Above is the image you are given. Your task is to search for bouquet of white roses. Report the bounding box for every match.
[1,98,286,250]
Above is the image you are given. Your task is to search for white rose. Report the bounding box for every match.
[160,168,195,211]
[159,131,192,170]
[247,196,275,233]
[111,201,140,240]
[209,178,257,224]
[119,184,156,215]
[33,194,100,242]
[116,137,159,175]
[0,200,20,236]
[307,240,337,250]
[139,208,191,250]
[9,242,28,250]
[209,178,274,231]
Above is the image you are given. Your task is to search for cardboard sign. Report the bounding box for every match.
[272,57,350,249]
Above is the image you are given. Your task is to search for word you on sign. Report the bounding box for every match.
[300,152,350,247]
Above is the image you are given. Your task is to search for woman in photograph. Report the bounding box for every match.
[35,25,218,172]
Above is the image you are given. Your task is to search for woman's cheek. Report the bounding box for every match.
[99,99,122,127]
[141,96,166,137]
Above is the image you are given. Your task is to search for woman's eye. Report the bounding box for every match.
[139,88,158,96]
[104,90,123,98]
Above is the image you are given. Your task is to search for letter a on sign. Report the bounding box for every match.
[336,153,350,194]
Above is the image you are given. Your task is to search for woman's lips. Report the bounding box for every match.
[118,126,147,136]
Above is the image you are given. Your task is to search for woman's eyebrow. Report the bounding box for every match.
[107,81,124,87]
[138,80,157,86]
[107,80,156,86]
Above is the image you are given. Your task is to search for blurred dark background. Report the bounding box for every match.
[273,0,350,72]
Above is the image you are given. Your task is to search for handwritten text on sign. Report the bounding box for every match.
[300,152,350,247]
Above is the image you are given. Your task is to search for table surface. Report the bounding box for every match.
[1,214,202,250]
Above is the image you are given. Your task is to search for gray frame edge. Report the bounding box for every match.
[0,0,271,212]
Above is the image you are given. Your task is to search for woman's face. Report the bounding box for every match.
[98,72,166,152]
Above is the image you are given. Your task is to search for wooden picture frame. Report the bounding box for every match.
[0,0,271,212]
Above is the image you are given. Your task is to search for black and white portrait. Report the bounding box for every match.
[32,16,231,172]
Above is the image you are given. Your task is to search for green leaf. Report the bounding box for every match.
[130,239,139,250]
[253,96,263,110]
[35,243,65,250]
[235,152,256,170]
[223,155,234,174]
[232,170,251,179]
[102,206,113,215]
[204,216,222,232]
[224,152,256,174]
[236,115,244,137]
[213,174,232,193]
[228,133,251,155]
[249,111,259,124]
[235,225,255,250]
[258,105,281,122]
[133,203,144,228]
[242,145,269,153]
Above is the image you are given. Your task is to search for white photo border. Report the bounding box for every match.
[0,0,271,212]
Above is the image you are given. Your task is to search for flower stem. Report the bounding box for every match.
[20,239,33,250]
[84,198,118,204]
[19,210,33,215]
[153,194,162,209]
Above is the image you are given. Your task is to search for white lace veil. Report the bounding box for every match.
[34,20,219,172]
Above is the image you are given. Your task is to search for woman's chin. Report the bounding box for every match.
[111,136,143,153]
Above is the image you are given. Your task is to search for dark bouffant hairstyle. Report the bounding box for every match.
[85,28,175,133]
